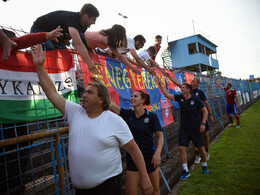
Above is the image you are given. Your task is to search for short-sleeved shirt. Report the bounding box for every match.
[120,108,162,160]
[192,88,207,102]
[138,49,151,61]
[151,43,161,60]
[174,94,205,130]
[33,11,87,44]
[224,88,237,105]
[117,37,135,54]
[64,100,133,189]
[101,37,135,55]
[192,88,210,130]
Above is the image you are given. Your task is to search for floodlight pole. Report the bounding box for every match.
[118,13,128,29]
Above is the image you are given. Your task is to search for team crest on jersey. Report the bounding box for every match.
[144,117,149,123]
[190,100,195,105]
[196,92,199,96]
[181,99,184,102]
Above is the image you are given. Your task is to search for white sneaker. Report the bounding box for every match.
[228,123,235,127]
[194,155,201,164]
[206,153,210,160]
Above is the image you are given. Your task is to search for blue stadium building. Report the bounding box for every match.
[168,34,219,74]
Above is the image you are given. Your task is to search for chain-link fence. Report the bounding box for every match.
[1,26,260,194]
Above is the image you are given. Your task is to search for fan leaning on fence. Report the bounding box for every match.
[31,44,154,195]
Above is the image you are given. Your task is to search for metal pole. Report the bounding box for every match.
[0,127,69,148]
[51,143,59,195]
[54,133,66,195]
[159,167,171,192]
[192,20,196,35]
[118,13,127,29]
[162,128,169,155]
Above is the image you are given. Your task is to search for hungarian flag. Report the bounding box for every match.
[0,49,79,124]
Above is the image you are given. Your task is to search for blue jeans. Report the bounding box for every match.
[30,26,67,51]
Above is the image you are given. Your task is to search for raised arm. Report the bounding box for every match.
[124,140,154,195]
[129,49,155,75]
[109,47,141,75]
[13,26,63,51]
[46,26,63,42]
[68,27,99,74]
[215,79,225,90]
[109,101,121,115]
[163,71,182,87]
[155,76,175,101]
[0,29,17,60]
[32,44,66,115]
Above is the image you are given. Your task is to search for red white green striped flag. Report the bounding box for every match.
[0,49,79,124]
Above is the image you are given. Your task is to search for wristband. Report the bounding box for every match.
[201,122,206,125]
[209,113,213,116]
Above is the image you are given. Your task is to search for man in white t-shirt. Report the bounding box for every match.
[31,44,154,195]
[138,46,166,74]
[98,35,156,76]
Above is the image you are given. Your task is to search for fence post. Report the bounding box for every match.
[51,143,59,195]
[61,139,71,195]
[159,167,171,193]
[162,128,169,155]
[54,133,66,195]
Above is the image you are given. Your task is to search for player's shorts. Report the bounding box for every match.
[226,104,238,114]
[126,157,156,173]
[179,128,204,148]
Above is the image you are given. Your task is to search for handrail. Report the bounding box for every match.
[0,127,69,148]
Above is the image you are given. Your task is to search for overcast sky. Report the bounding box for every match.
[1,0,259,80]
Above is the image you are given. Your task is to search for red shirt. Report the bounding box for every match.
[11,32,47,50]
[151,43,161,60]
[224,88,237,105]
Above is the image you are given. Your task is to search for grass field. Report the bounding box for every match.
[177,100,260,195]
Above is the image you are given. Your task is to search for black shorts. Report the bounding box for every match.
[75,173,122,195]
[126,157,156,173]
[179,129,204,148]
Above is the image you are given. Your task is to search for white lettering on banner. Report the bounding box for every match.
[0,68,77,100]
[0,77,74,96]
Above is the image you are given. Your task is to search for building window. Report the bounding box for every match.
[198,43,205,54]
[188,43,197,54]
[197,42,217,59]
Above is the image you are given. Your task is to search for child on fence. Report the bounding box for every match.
[151,35,162,61]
